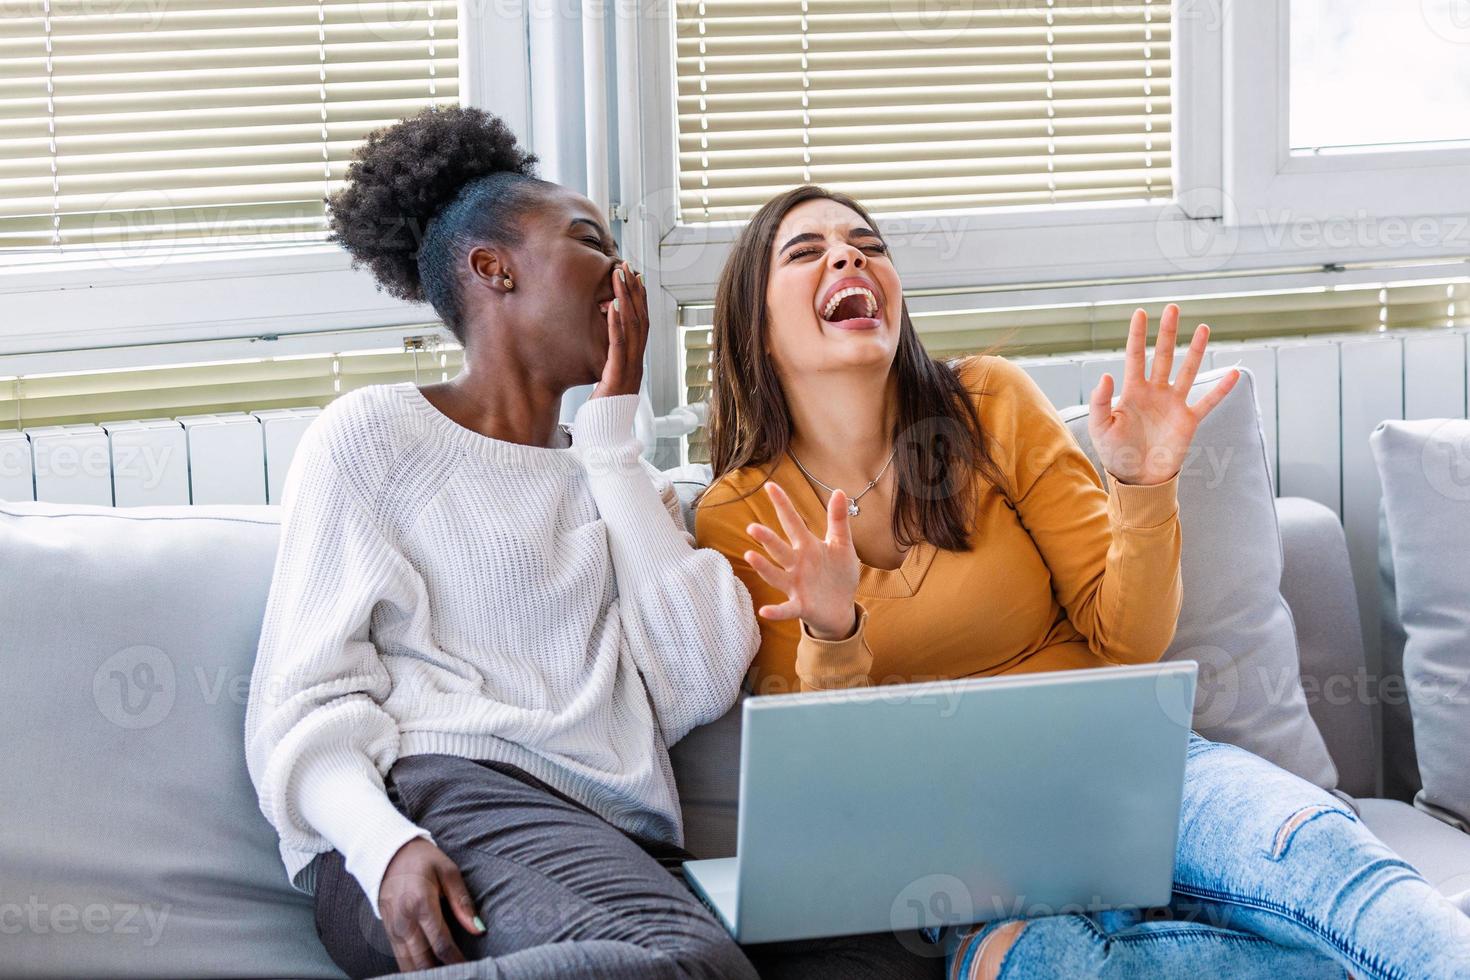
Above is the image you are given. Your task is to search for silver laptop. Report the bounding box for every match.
[682,661,1198,945]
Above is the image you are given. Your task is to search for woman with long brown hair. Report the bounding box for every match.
[693,184,1470,979]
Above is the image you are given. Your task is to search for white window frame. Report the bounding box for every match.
[634,0,1224,297]
[1225,0,1470,224]
[0,0,530,358]
[627,0,1470,414]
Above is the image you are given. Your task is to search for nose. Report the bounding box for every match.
[828,243,865,272]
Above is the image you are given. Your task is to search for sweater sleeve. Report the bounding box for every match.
[691,481,874,693]
[572,395,759,744]
[975,356,1183,665]
[243,432,432,918]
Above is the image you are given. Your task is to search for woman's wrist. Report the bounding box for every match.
[1105,470,1181,529]
[802,603,860,642]
[1104,467,1179,487]
[571,393,640,450]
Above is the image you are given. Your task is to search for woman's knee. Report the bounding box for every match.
[950,919,1032,980]
[971,920,1027,980]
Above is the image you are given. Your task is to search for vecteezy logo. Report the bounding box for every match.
[1422,0,1470,45]
[1164,645,1239,730]
[93,646,176,730]
[893,0,977,45]
[890,873,973,957]
[1154,188,1240,273]
[1421,420,1470,502]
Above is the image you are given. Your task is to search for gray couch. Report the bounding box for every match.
[3,377,1468,977]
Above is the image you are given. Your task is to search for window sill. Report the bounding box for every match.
[0,242,426,361]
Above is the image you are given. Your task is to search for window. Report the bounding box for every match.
[1226,0,1470,222]
[673,0,1172,222]
[1290,0,1470,152]
[622,0,1470,426]
[1,0,458,252]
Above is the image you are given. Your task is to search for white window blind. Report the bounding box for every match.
[1,336,462,430]
[679,279,1470,462]
[674,0,1170,222]
[0,0,457,251]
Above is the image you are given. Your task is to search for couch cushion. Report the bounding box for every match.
[1354,798,1470,900]
[1371,419,1470,831]
[0,467,745,972]
[1059,366,1338,788]
[0,501,344,979]
[1274,496,1377,799]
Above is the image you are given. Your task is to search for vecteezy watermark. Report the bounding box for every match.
[1155,188,1470,273]
[1161,646,1239,730]
[0,897,170,946]
[91,647,276,730]
[93,646,177,730]
[889,875,1174,956]
[86,191,330,273]
[1421,0,1470,44]
[16,0,170,27]
[1154,188,1241,273]
[27,439,110,484]
[890,874,974,957]
[90,645,496,730]
[18,440,178,491]
[1420,420,1470,502]
[877,0,1191,47]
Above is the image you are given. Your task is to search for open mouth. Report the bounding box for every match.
[818,277,881,328]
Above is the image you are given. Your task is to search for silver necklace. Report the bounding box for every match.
[788,445,898,518]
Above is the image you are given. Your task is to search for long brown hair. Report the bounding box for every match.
[705,185,1002,552]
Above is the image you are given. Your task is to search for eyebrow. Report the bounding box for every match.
[778,226,883,255]
[569,217,608,239]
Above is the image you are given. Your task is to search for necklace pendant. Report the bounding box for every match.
[847,500,860,518]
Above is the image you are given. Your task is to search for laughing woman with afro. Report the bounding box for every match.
[244,106,761,979]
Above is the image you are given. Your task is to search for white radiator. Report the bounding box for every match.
[1013,326,1470,676]
[0,406,321,509]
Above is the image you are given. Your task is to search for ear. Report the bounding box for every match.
[466,245,513,294]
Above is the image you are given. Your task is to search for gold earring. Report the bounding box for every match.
[502,274,515,291]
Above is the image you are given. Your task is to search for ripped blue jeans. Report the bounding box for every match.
[944,733,1470,979]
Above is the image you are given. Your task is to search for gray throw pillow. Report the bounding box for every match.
[0,501,344,979]
[1059,366,1339,788]
[1371,419,1470,831]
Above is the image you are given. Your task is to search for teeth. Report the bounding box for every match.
[822,286,878,320]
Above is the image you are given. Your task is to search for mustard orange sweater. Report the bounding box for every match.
[693,355,1183,693]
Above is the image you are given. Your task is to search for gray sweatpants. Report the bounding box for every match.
[311,753,942,980]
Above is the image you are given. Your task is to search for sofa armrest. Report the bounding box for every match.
[1274,496,1378,798]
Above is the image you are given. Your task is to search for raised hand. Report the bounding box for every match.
[591,261,649,399]
[744,482,861,641]
[1088,303,1240,486]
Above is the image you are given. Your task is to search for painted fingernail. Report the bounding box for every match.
[474,916,486,932]
[613,298,620,311]
[617,267,626,282]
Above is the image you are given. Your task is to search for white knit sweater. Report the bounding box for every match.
[243,383,758,916]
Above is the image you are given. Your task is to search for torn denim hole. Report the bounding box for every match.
[1270,802,1355,861]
